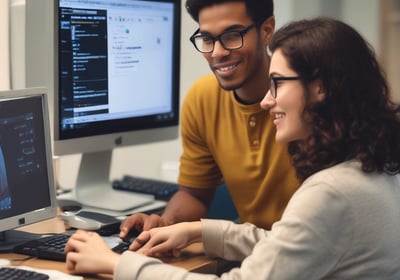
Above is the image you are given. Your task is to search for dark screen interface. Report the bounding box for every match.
[0,96,50,218]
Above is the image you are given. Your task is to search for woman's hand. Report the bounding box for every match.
[130,221,202,257]
[65,230,120,275]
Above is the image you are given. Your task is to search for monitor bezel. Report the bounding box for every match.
[0,87,57,233]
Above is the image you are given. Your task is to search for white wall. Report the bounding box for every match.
[0,0,10,90]
[15,0,385,189]
[10,0,26,89]
[276,0,380,50]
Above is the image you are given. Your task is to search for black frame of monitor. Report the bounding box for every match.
[0,88,57,252]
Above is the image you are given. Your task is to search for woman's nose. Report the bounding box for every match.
[260,90,275,110]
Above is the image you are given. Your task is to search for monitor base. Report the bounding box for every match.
[57,192,167,217]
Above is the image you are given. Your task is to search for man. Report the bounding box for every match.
[120,0,299,237]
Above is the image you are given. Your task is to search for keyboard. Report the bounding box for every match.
[112,175,179,200]
[0,267,49,280]
[13,232,135,262]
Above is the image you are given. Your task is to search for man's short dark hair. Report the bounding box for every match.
[185,0,274,24]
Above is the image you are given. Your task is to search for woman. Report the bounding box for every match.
[65,17,400,279]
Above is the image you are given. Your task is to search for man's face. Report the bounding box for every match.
[197,2,272,97]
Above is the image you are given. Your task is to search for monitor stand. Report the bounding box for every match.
[0,230,42,253]
[59,151,155,212]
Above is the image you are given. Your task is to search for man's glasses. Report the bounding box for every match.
[190,23,256,53]
[269,76,301,98]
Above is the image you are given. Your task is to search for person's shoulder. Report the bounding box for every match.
[304,161,362,186]
[302,160,394,196]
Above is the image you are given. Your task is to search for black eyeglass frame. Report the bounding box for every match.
[269,76,301,98]
[189,23,256,53]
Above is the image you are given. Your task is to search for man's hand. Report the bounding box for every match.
[119,188,212,240]
[119,213,165,239]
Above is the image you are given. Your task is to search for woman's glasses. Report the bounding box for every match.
[269,76,301,98]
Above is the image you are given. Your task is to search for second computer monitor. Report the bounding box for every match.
[53,0,181,211]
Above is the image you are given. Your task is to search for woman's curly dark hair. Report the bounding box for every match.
[269,17,400,182]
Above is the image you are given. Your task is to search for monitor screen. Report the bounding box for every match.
[54,0,181,211]
[0,88,57,252]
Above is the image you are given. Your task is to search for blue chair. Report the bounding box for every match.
[207,184,238,220]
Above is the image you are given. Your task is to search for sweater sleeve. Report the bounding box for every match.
[114,251,219,280]
[202,219,269,261]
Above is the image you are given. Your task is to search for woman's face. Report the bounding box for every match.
[260,49,321,143]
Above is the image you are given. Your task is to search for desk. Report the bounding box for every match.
[0,217,218,279]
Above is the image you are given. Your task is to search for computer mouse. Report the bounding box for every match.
[59,211,103,230]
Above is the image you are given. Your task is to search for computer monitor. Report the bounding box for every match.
[0,88,57,252]
[54,0,181,211]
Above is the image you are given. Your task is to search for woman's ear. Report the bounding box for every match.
[311,80,326,103]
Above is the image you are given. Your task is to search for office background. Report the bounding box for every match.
[0,0,398,190]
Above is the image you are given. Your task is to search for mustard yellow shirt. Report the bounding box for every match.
[178,74,300,229]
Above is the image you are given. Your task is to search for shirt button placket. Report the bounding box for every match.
[249,116,259,147]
